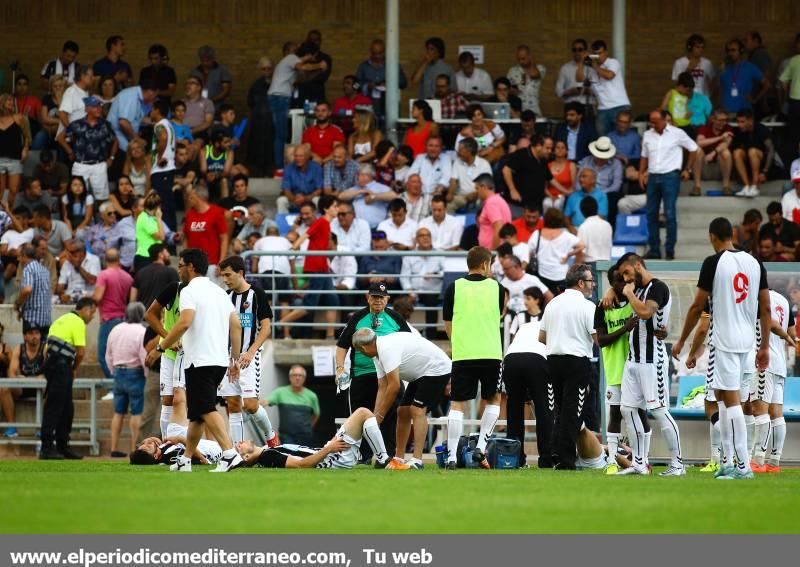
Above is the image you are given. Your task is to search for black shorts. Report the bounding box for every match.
[451,359,502,402]
[400,374,450,409]
[184,364,227,422]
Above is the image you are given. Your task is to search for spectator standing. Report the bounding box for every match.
[411,37,455,100]
[356,39,408,124]
[252,226,295,307]
[58,65,94,132]
[719,39,769,114]
[333,75,374,134]
[780,37,800,155]
[556,39,596,109]
[267,365,320,446]
[56,238,100,303]
[182,77,214,146]
[33,150,69,199]
[298,30,333,105]
[538,263,597,469]
[672,34,716,98]
[149,99,177,231]
[455,51,494,100]
[302,101,345,164]
[41,40,80,89]
[183,185,229,283]
[731,109,774,198]
[338,164,396,229]
[91,247,133,378]
[330,201,371,253]
[447,138,492,212]
[502,134,554,211]
[420,194,464,251]
[323,146,359,195]
[190,45,232,110]
[576,198,613,262]
[583,40,631,136]
[14,75,42,128]
[745,31,773,75]
[408,136,451,198]
[639,109,698,260]
[93,35,133,89]
[0,94,30,207]
[138,44,177,102]
[132,243,178,308]
[277,145,323,214]
[544,140,576,211]
[347,108,382,163]
[246,56,275,175]
[528,208,584,293]
[693,109,734,196]
[1,206,33,278]
[105,302,148,457]
[106,82,158,161]
[15,244,52,336]
[475,173,512,250]
[402,100,439,158]
[507,45,546,116]
[134,191,165,272]
[39,297,97,460]
[34,75,66,151]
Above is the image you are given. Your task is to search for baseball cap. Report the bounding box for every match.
[82,96,103,107]
[368,281,390,297]
[792,160,800,182]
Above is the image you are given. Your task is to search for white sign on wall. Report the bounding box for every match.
[458,45,484,64]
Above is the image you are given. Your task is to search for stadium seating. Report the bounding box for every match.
[670,375,706,420]
[612,214,648,246]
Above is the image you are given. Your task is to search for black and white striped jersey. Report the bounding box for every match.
[256,444,319,468]
[227,286,273,353]
[628,278,671,364]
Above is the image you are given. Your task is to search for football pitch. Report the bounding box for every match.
[2,462,800,534]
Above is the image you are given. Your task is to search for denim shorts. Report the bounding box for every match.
[0,157,23,176]
[113,367,146,415]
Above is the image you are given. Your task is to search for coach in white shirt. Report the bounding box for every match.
[420,195,464,251]
[538,263,597,470]
[330,201,371,253]
[576,198,612,262]
[377,199,418,250]
[158,248,244,473]
[639,109,698,261]
[408,136,451,196]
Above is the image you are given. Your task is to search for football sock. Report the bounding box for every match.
[242,412,261,443]
[229,412,244,444]
[622,406,644,469]
[447,410,464,463]
[606,432,620,463]
[709,412,721,464]
[717,402,732,467]
[652,407,682,468]
[768,417,786,466]
[476,404,500,452]
[251,406,276,442]
[363,416,388,464]
[159,405,173,439]
[744,413,755,455]
[727,404,749,471]
[752,413,771,464]
[643,431,652,465]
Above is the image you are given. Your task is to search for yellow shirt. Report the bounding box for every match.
[48,312,87,348]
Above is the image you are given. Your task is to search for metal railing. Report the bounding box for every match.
[0,378,113,456]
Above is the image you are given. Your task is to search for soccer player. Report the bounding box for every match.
[236,407,388,469]
[617,254,684,476]
[443,246,506,470]
[675,217,770,480]
[352,327,452,470]
[218,255,279,447]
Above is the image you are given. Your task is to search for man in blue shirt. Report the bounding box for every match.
[106,82,158,153]
[355,39,408,124]
[564,168,608,230]
[358,231,402,291]
[719,39,770,113]
[277,145,323,213]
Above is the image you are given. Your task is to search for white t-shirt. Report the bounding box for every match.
[0,228,34,251]
[455,68,494,97]
[450,156,492,196]
[420,214,464,251]
[782,189,800,224]
[59,84,88,130]
[151,118,176,174]
[377,217,418,249]
[58,252,102,299]
[373,333,452,381]
[528,229,581,282]
[506,320,547,357]
[577,216,613,262]
[539,288,596,357]
[767,290,791,377]
[671,56,716,98]
[268,54,301,97]
[180,276,236,367]
[253,236,292,274]
[501,273,549,314]
[589,57,630,110]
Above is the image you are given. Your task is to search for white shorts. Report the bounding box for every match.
[72,161,109,200]
[710,348,749,392]
[218,350,262,399]
[317,425,361,469]
[741,372,755,402]
[576,451,608,470]
[621,362,668,410]
[749,371,785,405]
[159,351,186,396]
[606,384,621,406]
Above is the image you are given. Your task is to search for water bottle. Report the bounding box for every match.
[303,99,310,115]
[435,445,446,468]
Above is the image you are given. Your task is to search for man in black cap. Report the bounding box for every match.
[334,281,411,464]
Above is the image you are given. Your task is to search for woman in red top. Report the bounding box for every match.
[279,195,340,338]
[544,140,576,211]
[402,100,439,157]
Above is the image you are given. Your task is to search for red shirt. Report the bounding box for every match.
[512,216,545,243]
[697,124,734,150]
[15,95,42,121]
[302,124,345,159]
[304,216,331,273]
[183,205,228,265]
[332,94,373,116]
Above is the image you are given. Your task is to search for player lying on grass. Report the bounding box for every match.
[235,407,390,469]
[576,424,632,470]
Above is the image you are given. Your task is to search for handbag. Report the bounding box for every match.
[527,230,541,276]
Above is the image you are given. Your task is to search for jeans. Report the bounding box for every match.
[31,129,53,150]
[646,170,680,256]
[98,318,123,379]
[151,170,177,231]
[596,105,631,136]
[269,94,291,169]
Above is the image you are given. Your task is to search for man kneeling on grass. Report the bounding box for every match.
[236,407,390,469]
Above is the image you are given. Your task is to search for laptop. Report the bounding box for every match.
[481,102,510,120]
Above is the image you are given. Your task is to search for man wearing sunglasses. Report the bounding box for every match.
[335,281,412,465]
[555,38,595,110]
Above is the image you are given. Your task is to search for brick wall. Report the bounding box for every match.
[0,0,797,119]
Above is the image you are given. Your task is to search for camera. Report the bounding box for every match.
[583,54,600,65]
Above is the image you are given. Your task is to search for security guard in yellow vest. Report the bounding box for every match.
[442,246,507,469]
[40,297,97,460]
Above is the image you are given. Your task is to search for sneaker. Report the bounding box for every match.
[748,186,760,197]
[659,465,686,477]
[409,461,424,470]
[616,465,649,475]
[735,185,752,197]
[750,461,767,473]
[700,461,720,473]
[445,461,457,470]
[714,465,735,478]
[101,392,114,401]
[210,452,243,472]
[765,464,781,473]
[110,451,128,458]
[39,448,65,460]
[604,463,619,475]
[61,448,83,460]
[170,457,192,472]
[717,467,755,480]
[266,433,281,449]
[385,457,411,470]
[4,427,18,438]
[472,448,491,469]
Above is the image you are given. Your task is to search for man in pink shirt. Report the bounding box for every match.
[105,302,148,458]
[475,173,512,249]
[91,248,134,378]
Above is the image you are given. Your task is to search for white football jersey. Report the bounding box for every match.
[698,250,767,353]
[767,290,793,378]
[164,423,223,464]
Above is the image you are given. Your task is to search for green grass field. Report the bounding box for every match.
[1,461,799,534]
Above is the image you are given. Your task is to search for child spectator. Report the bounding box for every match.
[61,176,94,238]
